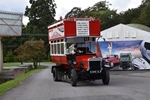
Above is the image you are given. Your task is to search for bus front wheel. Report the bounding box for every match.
[70,69,77,86]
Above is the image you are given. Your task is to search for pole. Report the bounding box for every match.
[0,38,3,72]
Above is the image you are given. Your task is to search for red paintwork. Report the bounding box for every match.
[51,54,96,70]
[76,54,95,70]
[64,21,76,36]
[48,19,101,41]
[48,18,101,69]
[51,56,68,64]
[64,20,100,37]
[89,21,100,36]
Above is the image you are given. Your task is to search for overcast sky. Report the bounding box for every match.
[0,0,142,25]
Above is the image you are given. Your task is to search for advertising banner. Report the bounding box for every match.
[48,25,64,40]
[98,40,150,70]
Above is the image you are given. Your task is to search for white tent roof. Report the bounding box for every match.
[101,23,150,41]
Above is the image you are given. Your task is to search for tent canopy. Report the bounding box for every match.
[101,23,150,41]
[0,10,23,37]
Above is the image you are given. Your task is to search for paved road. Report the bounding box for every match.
[1,64,150,100]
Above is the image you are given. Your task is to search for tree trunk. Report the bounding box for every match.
[21,61,23,65]
[33,62,38,68]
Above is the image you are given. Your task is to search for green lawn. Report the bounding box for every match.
[3,62,22,67]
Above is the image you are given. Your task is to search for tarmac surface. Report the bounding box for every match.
[0,64,150,100]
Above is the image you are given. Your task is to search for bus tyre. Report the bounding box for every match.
[71,69,77,86]
[53,67,59,81]
[102,69,110,85]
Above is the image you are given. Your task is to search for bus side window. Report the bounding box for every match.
[54,44,56,54]
[57,40,60,54]
[61,43,64,54]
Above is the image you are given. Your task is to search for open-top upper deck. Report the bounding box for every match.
[48,18,101,41]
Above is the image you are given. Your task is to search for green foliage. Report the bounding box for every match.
[133,3,150,27]
[83,1,110,14]
[2,37,22,56]
[82,1,120,30]
[24,0,56,34]
[2,36,27,61]
[14,45,26,62]
[48,52,51,61]
[23,0,56,60]
[4,51,14,62]
[119,7,142,24]
[81,0,150,29]
[65,7,84,19]
[142,0,150,4]
[14,40,46,68]
[99,10,120,30]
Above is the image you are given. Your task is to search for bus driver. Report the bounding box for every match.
[72,44,83,54]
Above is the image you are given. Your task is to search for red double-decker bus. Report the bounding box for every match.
[48,17,110,86]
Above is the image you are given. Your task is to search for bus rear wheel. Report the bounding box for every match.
[53,67,59,81]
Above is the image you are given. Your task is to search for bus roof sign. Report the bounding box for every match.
[74,18,91,21]
[48,18,100,41]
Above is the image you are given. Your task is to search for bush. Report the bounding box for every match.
[48,52,51,61]
[4,51,14,62]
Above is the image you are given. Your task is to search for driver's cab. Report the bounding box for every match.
[65,37,97,65]
[66,42,95,55]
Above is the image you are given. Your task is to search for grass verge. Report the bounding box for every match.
[0,66,43,96]
[3,62,22,67]
[3,62,53,67]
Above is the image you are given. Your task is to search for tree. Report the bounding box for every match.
[142,0,150,4]
[133,3,150,27]
[99,10,120,30]
[83,1,111,16]
[119,8,142,24]
[25,0,56,34]
[82,1,120,30]
[14,40,46,68]
[65,7,84,19]
[24,0,56,60]
[4,51,14,62]
[13,45,26,64]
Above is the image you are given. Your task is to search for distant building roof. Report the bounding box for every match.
[127,24,150,32]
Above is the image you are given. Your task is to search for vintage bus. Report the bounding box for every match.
[48,17,110,86]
